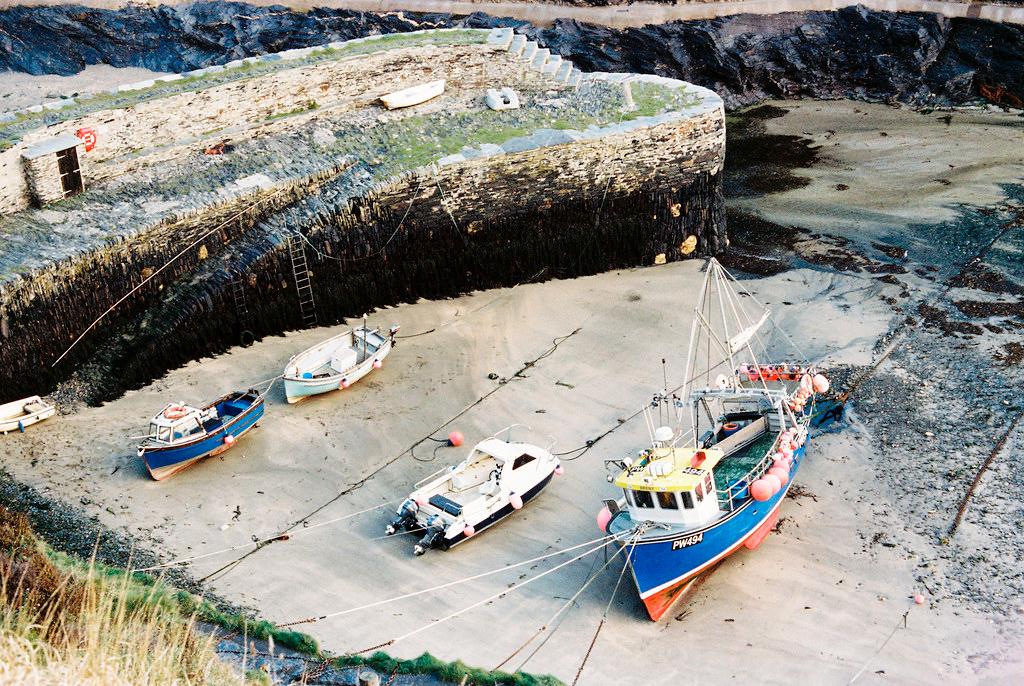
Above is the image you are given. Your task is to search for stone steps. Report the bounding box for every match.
[555,60,573,83]
[520,40,539,62]
[531,48,550,71]
[508,33,527,58]
[486,27,513,50]
[541,54,562,75]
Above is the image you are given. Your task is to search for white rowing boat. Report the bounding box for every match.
[379,80,445,110]
[0,395,56,434]
[283,324,399,404]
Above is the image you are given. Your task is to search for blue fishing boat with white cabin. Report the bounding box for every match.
[598,259,838,620]
[137,389,265,480]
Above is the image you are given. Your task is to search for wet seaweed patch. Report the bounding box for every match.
[718,209,799,276]
[724,104,820,198]
[720,208,913,280]
[953,299,1024,320]
[994,342,1024,366]
[917,303,984,337]
[947,261,1024,295]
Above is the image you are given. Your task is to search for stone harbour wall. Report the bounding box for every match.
[0,28,727,403]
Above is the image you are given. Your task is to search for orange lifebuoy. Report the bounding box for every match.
[163,405,188,420]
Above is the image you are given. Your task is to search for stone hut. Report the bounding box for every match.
[21,133,85,207]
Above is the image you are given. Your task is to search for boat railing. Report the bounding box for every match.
[716,434,780,512]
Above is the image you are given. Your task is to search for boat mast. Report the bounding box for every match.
[681,260,714,446]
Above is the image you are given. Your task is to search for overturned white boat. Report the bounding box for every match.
[0,396,55,434]
[379,79,445,110]
[283,324,399,404]
[387,428,563,555]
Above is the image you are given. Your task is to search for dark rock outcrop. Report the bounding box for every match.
[1,4,1022,109]
[529,8,1024,108]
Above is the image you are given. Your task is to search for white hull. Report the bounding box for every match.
[387,433,562,554]
[0,396,55,434]
[379,79,445,110]
[283,326,395,403]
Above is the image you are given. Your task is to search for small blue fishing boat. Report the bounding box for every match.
[598,259,838,620]
[137,389,264,480]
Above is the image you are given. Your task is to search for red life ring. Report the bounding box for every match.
[163,405,188,420]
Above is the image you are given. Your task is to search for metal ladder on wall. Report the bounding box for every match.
[229,272,249,322]
[288,233,318,328]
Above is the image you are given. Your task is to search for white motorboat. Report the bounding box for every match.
[379,79,445,110]
[387,427,563,555]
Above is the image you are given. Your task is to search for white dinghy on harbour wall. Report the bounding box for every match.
[283,324,399,404]
[0,395,55,434]
[379,79,445,110]
[386,426,564,555]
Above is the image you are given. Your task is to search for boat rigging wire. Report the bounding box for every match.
[51,189,285,369]
[276,532,622,629]
[348,535,616,656]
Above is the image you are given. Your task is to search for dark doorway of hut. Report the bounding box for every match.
[56,147,83,197]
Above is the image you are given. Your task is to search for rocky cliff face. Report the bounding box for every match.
[1,3,1022,109]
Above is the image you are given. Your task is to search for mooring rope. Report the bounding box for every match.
[290,177,425,264]
[494,529,634,671]
[51,189,285,368]
[134,501,391,573]
[846,605,915,685]
[348,535,615,655]
[570,529,639,686]
[276,532,622,628]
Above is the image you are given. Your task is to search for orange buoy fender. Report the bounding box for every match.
[163,405,187,420]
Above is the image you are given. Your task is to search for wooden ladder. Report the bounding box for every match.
[288,234,318,328]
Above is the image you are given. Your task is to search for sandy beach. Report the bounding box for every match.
[1,96,1023,684]
[0,260,1020,683]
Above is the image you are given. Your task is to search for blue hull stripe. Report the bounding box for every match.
[142,401,264,473]
[627,443,807,599]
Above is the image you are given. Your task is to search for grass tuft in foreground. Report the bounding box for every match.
[1,506,564,685]
[0,507,248,686]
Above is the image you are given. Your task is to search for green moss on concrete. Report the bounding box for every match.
[625,82,702,120]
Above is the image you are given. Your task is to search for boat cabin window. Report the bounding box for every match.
[172,420,203,441]
[680,491,695,509]
[695,483,704,502]
[157,426,171,442]
[632,490,655,509]
[656,491,679,510]
[704,474,713,493]
[512,454,536,470]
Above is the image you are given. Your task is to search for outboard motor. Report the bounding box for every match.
[414,515,445,556]
[386,498,418,536]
